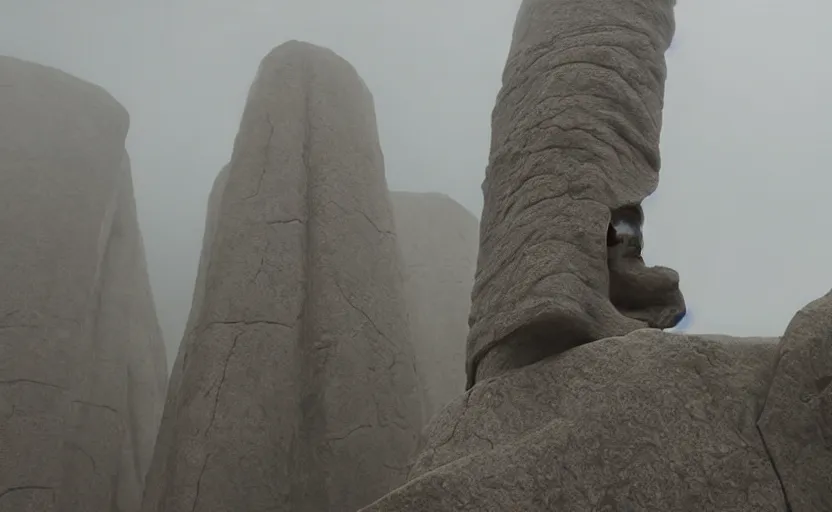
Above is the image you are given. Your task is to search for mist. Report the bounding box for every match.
[2,0,831,366]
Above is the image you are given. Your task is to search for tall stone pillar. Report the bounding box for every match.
[0,57,167,512]
[466,0,686,388]
[142,42,422,512]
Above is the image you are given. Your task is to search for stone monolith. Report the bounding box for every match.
[0,56,167,512]
[141,42,422,512]
[466,0,686,388]
[390,192,479,423]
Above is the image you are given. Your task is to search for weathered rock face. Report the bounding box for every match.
[0,56,167,512]
[362,332,794,512]
[361,0,830,508]
[141,42,422,512]
[466,0,686,388]
[758,290,832,511]
[363,293,832,512]
[390,192,478,423]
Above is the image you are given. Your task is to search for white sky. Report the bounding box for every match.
[2,0,831,364]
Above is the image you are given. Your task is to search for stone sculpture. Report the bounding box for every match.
[0,56,167,512]
[390,191,479,423]
[358,0,831,509]
[465,0,686,389]
[141,42,422,512]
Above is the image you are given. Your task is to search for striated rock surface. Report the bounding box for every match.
[466,0,685,388]
[361,0,829,508]
[390,191,478,423]
[141,42,422,512]
[0,56,167,512]
[362,332,791,512]
[758,290,832,511]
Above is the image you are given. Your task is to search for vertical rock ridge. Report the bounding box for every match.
[142,41,421,512]
[466,0,684,388]
[0,56,166,512]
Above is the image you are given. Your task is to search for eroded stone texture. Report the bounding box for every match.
[390,191,479,423]
[466,0,685,388]
[141,42,422,512]
[758,290,832,511]
[0,56,167,512]
[361,332,788,512]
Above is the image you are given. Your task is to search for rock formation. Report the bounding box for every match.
[390,192,478,423]
[363,333,786,511]
[141,42,422,512]
[0,56,167,512]
[359,0,831,510]
[758,291,832,510]
[362,303,832,511]
[465,0,686,388]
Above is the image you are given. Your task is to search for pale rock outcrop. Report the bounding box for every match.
[141,42,422,512]
[0,56,167,512]
[390,191,478,423]
[363,299,832,511]
[466,0,685,388]
[362,333,791,511]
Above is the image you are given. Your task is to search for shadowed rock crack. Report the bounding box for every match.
[66,441,97,473]
[435,390,474,451]
[327,200,393,236]
[472,431,495,449]
[72,399,118,415]
[190,454,212,512]
[332,278,393,348]
[243,113,276,200]
[0,379,66,390]
[266,218,303,227]
[327,424,372,442]
[204,320,295,330]
[206,331,243,435]
[187,329,247,511]
[0,485,54,503]
[816,375,832,393]
[756,423,793,512]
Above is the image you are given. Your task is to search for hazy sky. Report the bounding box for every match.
[2,0,831,364]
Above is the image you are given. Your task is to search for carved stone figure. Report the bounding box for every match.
[465,0,685,388]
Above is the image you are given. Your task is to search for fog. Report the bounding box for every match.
[2,0,830,364]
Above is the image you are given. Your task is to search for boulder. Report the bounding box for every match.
[141,42,422,512]
[390,191,478,422]
[0,56,167,512]
[362,332,790,511]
